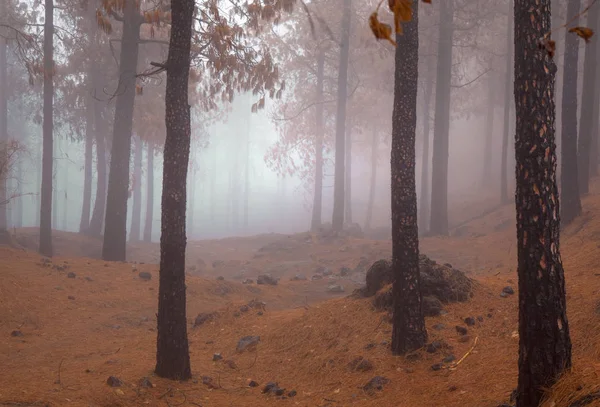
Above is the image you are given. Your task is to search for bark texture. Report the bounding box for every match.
[79,93,94,233]
[331,0,351,232]
[364,129,377,231]
[39,0,54,257]
[514,1,572,405]
[129,135,142,241]
[429,0,454,236]
[310,49,325,232]
[87,104,107,236]
[501,0,514,204]
[143,141,154,243]
[483,67,494,185]
[390,0,427,355]
[0,23,7,231]
[559,0,582,226]
[418,52,434,233]
[345,125,352,224]
[154,0,193,380]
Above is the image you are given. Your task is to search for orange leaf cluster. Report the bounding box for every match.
[369,0,431,46]
[568,26,594,43]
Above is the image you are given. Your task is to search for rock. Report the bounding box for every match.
[363,376,390,394]
[327,284,345,293]
[464,317,476,326]
[291,274,307,281]
[432,323,446,331]
[240,305,250,313]
[212,353,223,361]
[364,343,376,350]
[106,376,123,387]
[257,274,278,285]
[262,382,279,394]
[212,260,224,268]
[426,341,443,353]
[431,363,443,371]
[457,335,471,343]
[354,257,371,273]
[216,276,225,281]
[502,286,515,295]
[288,390,297,397]
[202,376,218,389]
[68,295,75,300]
[242,278,254,284]
[139,377,153,388]
[348,357,374,372]
[85,276,93,282]
[455,326,468,335]
[448,385,458,392]
[405,352,421,362]
[274,388,285,396]
[363,260,393,296]
[138,271,152,281]
[340,266,352,276]
[67,272,76,278]
[224,360,237,369]
[248,380,259,387]
[422,296,444,317]
[311,274,323,280]
[237,335,260,352]
[10,330,23,337]
[500,292,509,298]
[443,355,456,364]
[477,316,484,322]
[247,299,266,310]
[194,312,217,327]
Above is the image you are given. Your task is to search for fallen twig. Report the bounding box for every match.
[448,336,479,370]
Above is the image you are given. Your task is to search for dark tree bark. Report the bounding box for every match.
[0,23,7,231]
[500,0,514,204]
[187,165,195,236]
[143,140,154,243]
[429,0,454,236]
[331,0,351,232]
[154,0,193,381]
[559,0,582,225]
[87,104,107,236]
[482,67,494,185]
[102,1,142,261]
[577,2,600,194]
[364,129,377,231]
[79,94,94,233]
[390,0,427,355]
[345,125,352,224]
[514,1,572,406]
[129,135,142,241]
[310,49,325,232]
[418,52,434,234]
[39,0,54,257]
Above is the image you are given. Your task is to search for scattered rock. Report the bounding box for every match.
[455,326,468,335]
[240,305,250,313]
[448,385,458,392]
[288,390,297,397]
[477,316,484,322]
[68,295,75,300]
[84,276,93,282]
[224,359,237,369]
[464,317,476,326]
[106,376,123,387]
[194,312,217,327]
[426,341,444,353]
[340,266,352,276]
[457,335,471,343]
[248,380,259,387]
[139,377,153,388]
[363,260,393,296]
[443,355,456,364]
[431,363,443,371]
[257,274,278,285]
[405,352,421,362]
[67,272,76,279]
[363,376,390,394]
[216,276,225,281]
[364,343,376,350]
[502,286,515,295]
[311,274,323,280]
[290,274,307,281]
[327,284,345,293]
[432,323,446,331]
[247,299,267,311]
[237,335,260,352]
[348,357,374,372]
[202,376,218,389]
[212,260,224,268]
[10,330,23,337]
[500,292,509,298]
[423,296,444,317]
[242,278,254,284]
[138,271,152,281]
[262,382,279,394]
[212,353,223,361]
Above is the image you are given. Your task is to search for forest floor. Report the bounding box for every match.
[2,190,600,407]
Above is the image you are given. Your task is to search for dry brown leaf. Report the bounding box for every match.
[369,12,396,46]
[568,26,594,42]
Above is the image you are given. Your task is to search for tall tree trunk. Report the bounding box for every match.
[0,19,7,232]
[79,95,94,233]
[418,51,434,233]
[210,145,216,225]
[344,125,353,224]
[514,1,572,405]
[560,0,582,225]
[364,129,377,231]
[62,159,68,230]
[589,30,600,178]
[243,122,250,229]
[102,2,141,261]
[482,67,494,185]
[15,158,22,227]
[429,0,454,236]
[88,105,107,236]
[500,0,514,204]
[187,166,195,236]
[143,141,154,242]
[154,0,193,380]
[39,0,54,256]
[310,49,325,232]
[129,135,142,241]
[52,138,58,229]
[391,0,427,355]
[331,0,351,232]
[35,142,41,227]
[578,2,600,193]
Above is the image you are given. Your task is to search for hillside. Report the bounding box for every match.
[2,188,600,407]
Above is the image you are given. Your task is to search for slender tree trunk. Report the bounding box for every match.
[244,102,250,229]
[429,0,454,236]
[391,0,427,355]
[52,138,58,229]
[102,2,141,261]
[79,94,94,233]
[129,135,142,241]
[154,0,194,380]
[35,143,41,227]
[0,23,7,232]
[210,145,216,225]
[514,1,572,405]
[579,3,600,192]
[589,30,600,178]
[482,67,494,185]
[62,160,68,230]
[311,49,325,232]
[15,158,22,227]
[88,105,107,236]
[500,0,514,204]
[188,166,195,236]
[419,51,434,233]
[143,141,154,243]
[364,129,377,231]
[345,125,353,224]
[331,0,351,232]
[39,0,54,256]
[560,0,582,225]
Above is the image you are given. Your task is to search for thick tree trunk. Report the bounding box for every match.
[39,0,54,256]
[418,52,434,233]
[391,0,427,355]
[345,125,353,224]
[429,0,454,236]
[500,0,514,204]
[514,1,572,406]
[187,166,195,236]
[364,129,377,231]
[88,105,107,236]
[331,0,351,232]
[0,25,7,231]
[79,94,94,233]
[129,135,142,241]
[310,49,325,232]
[560,0,582,225]
[482,67,494,185]
[154,0,193,380]
[578,3,600,193]
[102,2,141,261]
[143,141,154,243]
